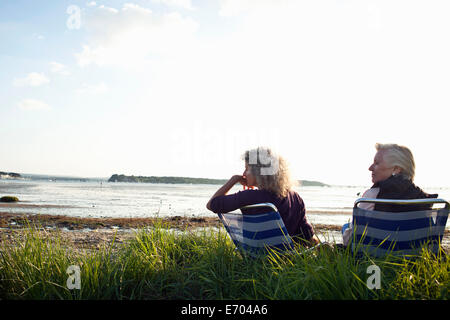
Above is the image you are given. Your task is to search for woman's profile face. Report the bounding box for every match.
[243,163,257,187]
[369,150,396,184]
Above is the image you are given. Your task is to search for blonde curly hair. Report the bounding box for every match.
[242,147,297,198]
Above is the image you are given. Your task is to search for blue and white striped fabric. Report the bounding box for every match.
[351,198,449,258]
[218,203,294,256]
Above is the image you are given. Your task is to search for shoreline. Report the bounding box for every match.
[0,211,345,251]
[0,201,352,216]
[0,212,223,230]
[0,202,80,209]
[0,211,343,232]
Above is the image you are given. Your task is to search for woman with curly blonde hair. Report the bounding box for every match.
[207,147,319,246]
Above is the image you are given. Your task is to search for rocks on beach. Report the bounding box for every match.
[0,196,19,203]
[0,172,22,179]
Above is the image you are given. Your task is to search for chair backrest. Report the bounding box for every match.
[218,203,294,256]
[351,198,449,258]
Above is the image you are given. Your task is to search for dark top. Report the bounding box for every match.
[373,175,438,212]
[209,189,315,242]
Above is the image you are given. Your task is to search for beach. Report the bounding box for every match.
[0,198,349,252]
[0,210,342,249]
[1,209,448,253]
[1,180,449,252]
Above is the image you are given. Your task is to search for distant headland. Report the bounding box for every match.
[108,174,329,187]
[0,171,329,186]
[0,172,22,179]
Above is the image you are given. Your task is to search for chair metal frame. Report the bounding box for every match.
[218,203,295,256]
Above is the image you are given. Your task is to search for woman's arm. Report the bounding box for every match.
[206,175,246,211]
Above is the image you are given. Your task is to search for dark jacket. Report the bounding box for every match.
[372,175,438,212]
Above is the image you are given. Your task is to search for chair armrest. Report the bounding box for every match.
[354,198,449,209]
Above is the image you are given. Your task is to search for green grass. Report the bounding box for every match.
[0,223,448,300]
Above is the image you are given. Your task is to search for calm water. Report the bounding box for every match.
[1,179,449,229]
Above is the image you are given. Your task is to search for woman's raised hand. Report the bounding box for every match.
[231,175,255,190]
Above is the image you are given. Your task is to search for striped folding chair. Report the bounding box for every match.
[351,198,449,258]
[218,203,295,256]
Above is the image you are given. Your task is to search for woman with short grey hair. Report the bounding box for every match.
[366,143,437,212]
[342,143,438,246]
[371,143,415,182]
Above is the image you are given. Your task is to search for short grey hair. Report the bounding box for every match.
[375,143,415,181]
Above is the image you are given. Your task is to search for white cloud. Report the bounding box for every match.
[33,33,45,40]
[151,0,194,10]
[17,99,51,111]
[13,72,50,87]
[87,1,97,7]
[75,3,199,68]
[49,62,71,76]
[76,82,109,94]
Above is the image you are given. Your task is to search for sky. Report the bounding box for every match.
[1,0,450,188]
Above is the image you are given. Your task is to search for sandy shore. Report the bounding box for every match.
[0,212,223,251]
[0,211,343,250]
[0,211,223,230]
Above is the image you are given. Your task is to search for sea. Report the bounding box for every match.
[1,178,449,230]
